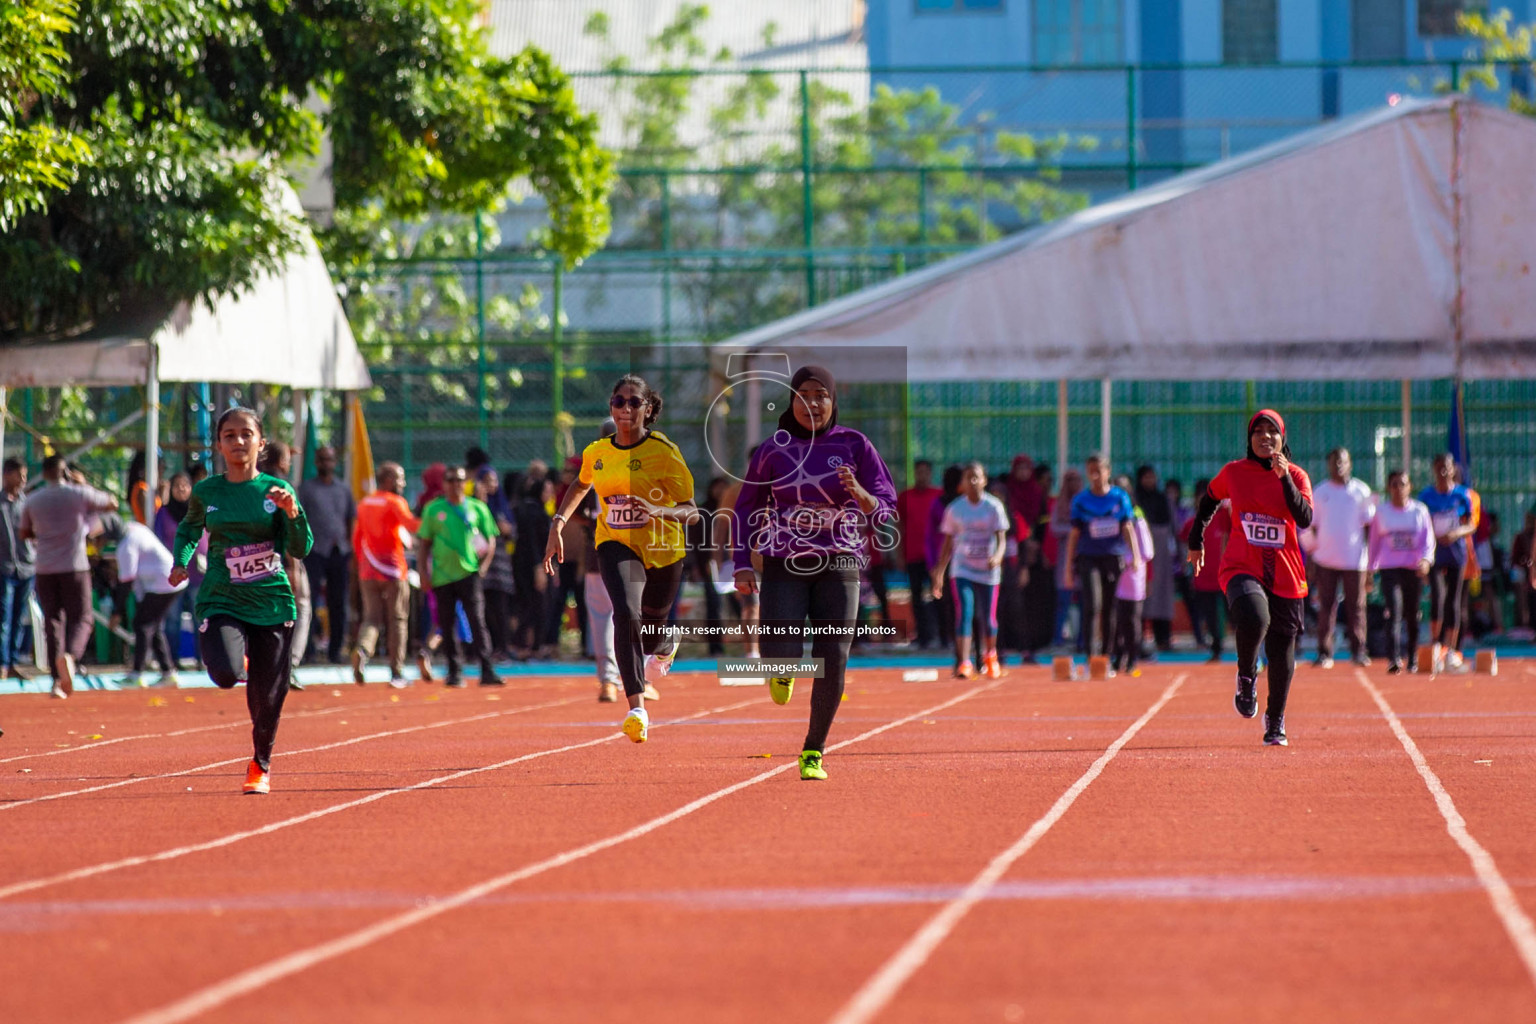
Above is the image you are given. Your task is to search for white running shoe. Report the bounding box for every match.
[621,707,649,743]
[388,677,410,689]
[158,672,181,688]
[644,648,676,681]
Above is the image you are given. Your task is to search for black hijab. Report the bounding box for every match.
[778,365,839,440]
[1134,464,1172,525]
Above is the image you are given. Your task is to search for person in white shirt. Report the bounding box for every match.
[1302,448,1376,668]
[115,519,188,686]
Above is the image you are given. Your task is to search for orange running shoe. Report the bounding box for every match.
[954,660,976,679]
[982,654,1003,680]
[242,760,270,795]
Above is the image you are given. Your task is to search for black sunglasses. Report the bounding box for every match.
[609,395,645,410]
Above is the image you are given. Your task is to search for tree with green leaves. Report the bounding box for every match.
[1,0,613,343]
[0,0,91,231]
[1458,8,1536,116]
[590,5,1093,338]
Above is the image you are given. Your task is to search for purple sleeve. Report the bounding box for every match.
[1368,520,1384,571]
[854,435,897,516]
[729,452,770,574]
[926,497,947,569]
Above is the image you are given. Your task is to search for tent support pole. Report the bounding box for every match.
[0,387,8,464]
[1056,379,1068,477]
[903,380,915,489]
[1100,378,1112,466]
[144,344,160,523]
[1400,380,1412,476]
[292,389,309,483]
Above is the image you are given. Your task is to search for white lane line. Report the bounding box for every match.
[0,695,588,811]
[827,673,1187,1024]
[1355,668,1536,990]
[0,700,399,764]
[118,681,1003,1024]
[0,697,761,902]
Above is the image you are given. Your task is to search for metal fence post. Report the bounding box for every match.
[661,170,673,342]
[475,212,489,450]
[1125,64,1138,190]
[552,261,565,458]
[799,69,816,307]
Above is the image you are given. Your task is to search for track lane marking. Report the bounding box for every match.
[0,695,589,810]
[116,681,1003,1024]
[827,673,1187,1024]
[1355,668,1536,990]
[0,698,425,765]
[0,697,761,901]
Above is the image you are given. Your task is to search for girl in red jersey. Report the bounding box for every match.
[1186,411,1314,746]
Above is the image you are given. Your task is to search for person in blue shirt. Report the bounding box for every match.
[1418,452,1475,671]
[1062,454,1141,665]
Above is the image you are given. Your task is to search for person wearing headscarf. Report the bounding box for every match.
[1187,410,1314,746]
[1006,455,1045,528]
[731,365,897,781]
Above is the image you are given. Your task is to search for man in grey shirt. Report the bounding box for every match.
[299,445,355,664]
[0,457,35,678]
[19,455,118,697]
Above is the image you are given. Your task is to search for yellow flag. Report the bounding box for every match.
[347,395,375,500]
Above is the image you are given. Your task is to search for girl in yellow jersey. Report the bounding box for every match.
[544,374,699,742]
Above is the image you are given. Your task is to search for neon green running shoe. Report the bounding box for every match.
[768,676,794,705]
[799,749,827,781]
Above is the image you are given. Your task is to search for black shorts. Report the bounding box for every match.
[1225,574,1305,638]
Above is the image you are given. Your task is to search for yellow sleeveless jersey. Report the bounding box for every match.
[579,430,695,568]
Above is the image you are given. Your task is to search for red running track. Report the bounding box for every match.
[1,662,1535,1023]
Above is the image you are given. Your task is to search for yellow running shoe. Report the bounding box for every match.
[621,707,649,743]
[799,749,828,781]
[768,676,794,705]
[242,760,270,795]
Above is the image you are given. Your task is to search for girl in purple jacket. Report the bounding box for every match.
[732,365,897,781]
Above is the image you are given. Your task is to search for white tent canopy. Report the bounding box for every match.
[0,186,368,391]
[0,182,368,497]
[721,96,1536,384]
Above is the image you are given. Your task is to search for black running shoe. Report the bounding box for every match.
[1387,660,1403,675]
[1234,675,1258,719]
[1263,714,1288,746]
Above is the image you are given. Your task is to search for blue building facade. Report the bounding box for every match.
[866,0,1533,173]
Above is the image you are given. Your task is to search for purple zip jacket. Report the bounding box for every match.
[729,425,897,572]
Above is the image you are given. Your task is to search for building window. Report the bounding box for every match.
[1223,0,1278,64]
[1418,0,1474,37]
[1032,0,1123,65]
[1353,0,1406,58]
[915,0,1006,12]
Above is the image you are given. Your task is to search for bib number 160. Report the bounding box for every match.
[1241,517,1285,549]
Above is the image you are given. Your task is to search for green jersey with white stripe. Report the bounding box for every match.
[174,473,314,626]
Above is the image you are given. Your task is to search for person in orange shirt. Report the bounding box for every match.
[351,462,422,687]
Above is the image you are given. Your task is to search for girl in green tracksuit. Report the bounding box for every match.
[170,407,313,794]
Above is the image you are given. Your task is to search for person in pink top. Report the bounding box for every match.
[1111,506,1156,676]
[897,460,942,648]
[1369,469,1435,674]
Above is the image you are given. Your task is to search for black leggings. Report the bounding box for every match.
[1428,560,1465,644]
[1379,568,1424,665]
[1191,589,1225,657]
[133,591,178,673]
[1075,555,1121,657]
[759,554,860,754]
[597,542,684,698]
[434,573,496,682]
[201,615,295,771]
[1112,598,1143,671]
[1226,575,1304,719]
